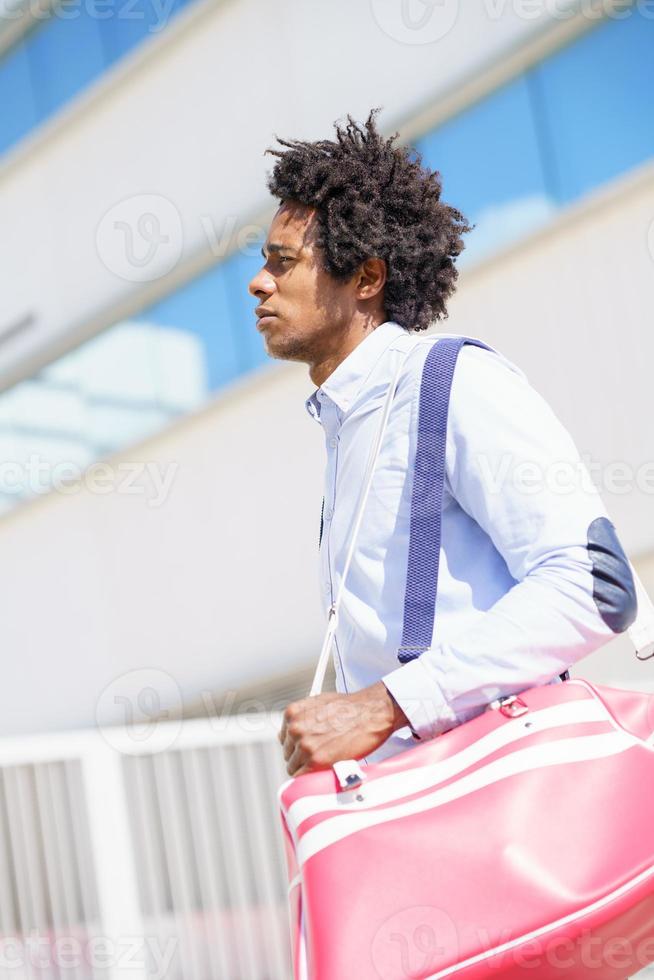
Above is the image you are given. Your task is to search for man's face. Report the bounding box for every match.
[248,201,357,364]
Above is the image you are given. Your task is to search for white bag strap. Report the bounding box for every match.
[309,345,414,696]
[630,569,654,660]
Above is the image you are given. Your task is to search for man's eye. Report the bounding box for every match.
[278,256,293,264]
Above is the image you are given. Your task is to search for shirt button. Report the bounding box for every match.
[329,437,338,448]
[324,508,333,520]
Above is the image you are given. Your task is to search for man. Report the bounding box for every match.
[248,110,637,778]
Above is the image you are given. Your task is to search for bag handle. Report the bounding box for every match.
[310,337,488,695]
[309,344,414,696]
[631,571,654,660]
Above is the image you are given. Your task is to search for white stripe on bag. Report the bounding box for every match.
[286,699,611,830]
[297,731,636,864]
[424,859,654,979]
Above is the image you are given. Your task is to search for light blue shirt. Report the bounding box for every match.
[305,321,635,765]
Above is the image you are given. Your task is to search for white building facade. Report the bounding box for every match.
[0,0,653,735]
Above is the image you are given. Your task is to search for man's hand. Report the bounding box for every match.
[278,680,409,777]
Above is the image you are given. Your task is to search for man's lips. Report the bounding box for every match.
[256,313,278,330]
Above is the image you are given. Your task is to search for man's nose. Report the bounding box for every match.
[248,267,276,299]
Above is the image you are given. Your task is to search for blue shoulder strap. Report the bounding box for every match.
[398,336,491,663]
[397,336,570,683]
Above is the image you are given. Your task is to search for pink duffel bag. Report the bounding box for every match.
[278,337,654,978]
[280,678,654,979]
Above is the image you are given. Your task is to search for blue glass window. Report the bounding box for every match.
[530,15,654,203]
[2,12,654,514]
[223,246,269,373]
[416,75,555,264]
[0,243,266,510]
[100,0,189,65]
[142,263,241,394]
[99,0,156,64]
[28,0,106,119]
[0,41,38,154]
[0,0,196,155]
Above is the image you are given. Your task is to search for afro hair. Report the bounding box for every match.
[264,108,472,332]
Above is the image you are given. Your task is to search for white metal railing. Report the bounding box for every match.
[0,713,291,980]
[2,707,654,979]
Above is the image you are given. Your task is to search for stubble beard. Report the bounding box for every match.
[263,324,324,365]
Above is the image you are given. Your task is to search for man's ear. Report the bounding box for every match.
[356,258,387,301]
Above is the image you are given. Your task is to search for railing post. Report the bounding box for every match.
[80,741,149,980]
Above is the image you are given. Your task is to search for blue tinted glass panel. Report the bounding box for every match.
[223,247,269,372]
[28,0,107,119]
[168,0,193,16]
[533,16,654,203]
[100,0,191,64]
[0,41,38,154]
[100,0,154,63]
[99,0,168,64]
[142,264,241,393]
[416,75,554,263]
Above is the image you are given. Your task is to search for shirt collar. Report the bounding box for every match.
[304,320,407,420]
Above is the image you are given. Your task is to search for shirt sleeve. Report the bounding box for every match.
[381,343,638,741]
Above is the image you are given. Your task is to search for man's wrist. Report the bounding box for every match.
[376,680,410,733]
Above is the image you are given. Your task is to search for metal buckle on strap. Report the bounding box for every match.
[333,760,366,793]
[489,695,529,719]
[635,640,654,662]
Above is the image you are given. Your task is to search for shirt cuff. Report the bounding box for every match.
[381,654,457,741]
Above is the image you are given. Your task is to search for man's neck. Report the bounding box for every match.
[309,316,386,387]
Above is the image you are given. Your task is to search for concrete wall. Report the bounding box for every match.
[449,161,654,557]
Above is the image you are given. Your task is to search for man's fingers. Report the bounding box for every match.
[282,731,295,763]
[279,699,302,748]
[286,742,306,778]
